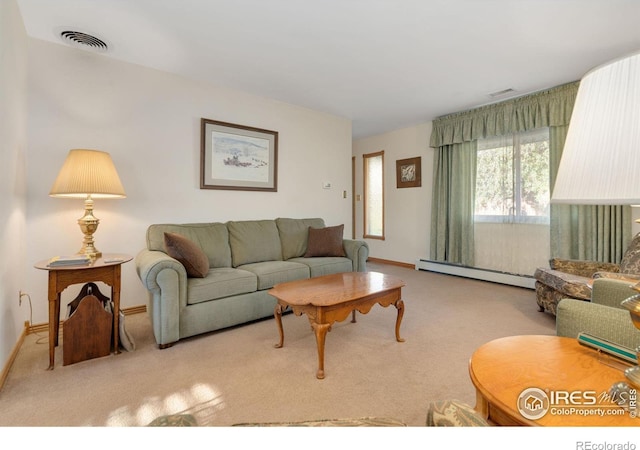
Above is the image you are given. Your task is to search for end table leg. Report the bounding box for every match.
[274,303,285,348]
[112,266,122,355]
[394,299,405,342]
[311,322,331,379]
[48,298,57,370]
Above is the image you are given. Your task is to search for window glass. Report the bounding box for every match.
[364,151,384,238]
[475,128,550,224]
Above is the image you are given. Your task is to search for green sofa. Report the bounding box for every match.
[135,218,369,348]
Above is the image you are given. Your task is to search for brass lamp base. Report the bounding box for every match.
[77,196,101,258]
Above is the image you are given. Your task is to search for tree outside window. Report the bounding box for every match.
[475,128,550,224]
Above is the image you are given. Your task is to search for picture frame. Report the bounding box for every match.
[396,156,421,188]
[200,118,278,191]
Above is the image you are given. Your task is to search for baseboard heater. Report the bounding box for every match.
[415,259,536,290]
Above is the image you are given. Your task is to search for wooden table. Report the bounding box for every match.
[469,335,640,426]
[268,271,405,379]
[34,254,132,370]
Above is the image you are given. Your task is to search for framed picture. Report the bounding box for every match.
[396,156,421,188]
[200,118,278,191]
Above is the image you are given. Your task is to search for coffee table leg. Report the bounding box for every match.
[274,303,285,348]
[395,299,405,342]
[311,322,331,379]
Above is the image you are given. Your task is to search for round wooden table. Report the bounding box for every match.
[469,335,640,426]
[34,253,132,369]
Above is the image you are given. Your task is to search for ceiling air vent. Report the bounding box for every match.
[488,88,517,99]
[59,30,108,53]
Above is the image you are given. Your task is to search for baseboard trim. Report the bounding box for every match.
[367,257,415,270]
[0,322,29,392]
[415,259,535,289]
[27,304,147,335]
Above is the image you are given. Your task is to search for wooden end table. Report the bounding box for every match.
[268,271,406,379]
[34,253,132,370]
[469,335,640,426]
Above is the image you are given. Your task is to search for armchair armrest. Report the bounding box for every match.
[556,298,640,350]
[549,258,619,278]
[591,278,639,310]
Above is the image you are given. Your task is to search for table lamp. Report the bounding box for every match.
[49,149,126,258]
[551,49,640,391]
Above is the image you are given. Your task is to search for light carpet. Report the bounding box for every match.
[0,262,556,427]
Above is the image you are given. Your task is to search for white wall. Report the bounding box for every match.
[353,123,432,265]
[0,0,28,369]
[354,122,640,272]
[24,39,353,325]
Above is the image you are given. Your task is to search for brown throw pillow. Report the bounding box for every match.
[164,232,210,278]
[304,224,346,257]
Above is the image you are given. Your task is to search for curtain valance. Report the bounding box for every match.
[430,81,579,148]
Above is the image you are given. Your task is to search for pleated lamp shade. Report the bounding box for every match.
[551,50,640,205]
[50,149,126,198]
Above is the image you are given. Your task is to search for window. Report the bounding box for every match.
[475,128,550,224]
[363,150,385,239]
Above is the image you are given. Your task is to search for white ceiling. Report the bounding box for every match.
[16,0,640,139]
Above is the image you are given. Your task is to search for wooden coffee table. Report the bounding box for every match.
[469,335,640,426]
[268,271,405,379]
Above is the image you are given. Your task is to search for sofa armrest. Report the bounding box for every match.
[556,298,640,350]
[549,258,619,277]
[591,278,639,310]
[135,249,188,346]
[342,239,369,272]
[136,249,187,292]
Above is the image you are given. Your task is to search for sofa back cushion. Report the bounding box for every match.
[620,232,640,274]
[146,223,232,268]
[276,217,326,260]
[227,220,283,267]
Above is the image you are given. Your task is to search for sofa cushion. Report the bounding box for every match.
[164,232,210,278]
[304,224,346,257]
[228,220,283,267]
[290,257,353,277]
[276,217,326,260]
[186,268,257,305]
[147,223,232,268]
[237,261,310,290]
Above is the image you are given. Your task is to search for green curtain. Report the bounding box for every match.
[430,82,578,148]
[430,141,476,265]
[429,80,631,265]
[549,126,632,262]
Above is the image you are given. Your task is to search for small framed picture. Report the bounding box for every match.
[396,156,421,188]
[200,118,278,191]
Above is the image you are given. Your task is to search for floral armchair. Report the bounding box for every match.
[533,233,640,315]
